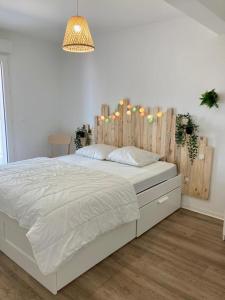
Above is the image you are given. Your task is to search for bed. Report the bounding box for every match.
[0,154,181,294]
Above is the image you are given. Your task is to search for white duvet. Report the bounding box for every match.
[0,157,139,275]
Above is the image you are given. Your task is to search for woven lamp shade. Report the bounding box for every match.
[63,16,95,53]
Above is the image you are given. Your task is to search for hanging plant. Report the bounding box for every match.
[176,113,199,163]
[200,89,219,109]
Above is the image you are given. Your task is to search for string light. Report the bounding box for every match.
[99,105,163,126]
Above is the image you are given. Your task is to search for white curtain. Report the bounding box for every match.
[0,62,8,164]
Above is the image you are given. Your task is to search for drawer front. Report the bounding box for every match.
[137,174,182,208]
[137,187,181,237]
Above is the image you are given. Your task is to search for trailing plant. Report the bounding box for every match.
[200,89,219,109]
[176,113,199,163]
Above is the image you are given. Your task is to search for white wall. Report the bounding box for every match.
[60,17,225,219]
[0,32,62,161]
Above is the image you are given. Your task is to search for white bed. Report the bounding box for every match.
[59,154,177,194]
[0,155,181,294]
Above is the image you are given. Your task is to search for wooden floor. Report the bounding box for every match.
[0,209,225,300]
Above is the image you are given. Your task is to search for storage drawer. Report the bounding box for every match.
[137,187,181,237]
[137,175,181,208]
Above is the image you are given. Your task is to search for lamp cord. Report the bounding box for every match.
[77,0,79,16]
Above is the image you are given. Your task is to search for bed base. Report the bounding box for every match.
[0,175,181,294]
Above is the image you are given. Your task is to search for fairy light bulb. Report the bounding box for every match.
[147,114,154,123]
[140,112,145,117]
[119,100,124,105]
[139,107,145,113]
[126,110,131,116]
[112,115,116,120]
[115,111,120,117]
[127,104,132,110]
[157,111,163,118]
[105,118,109,123]
[100,115,105,121]
[132,106,137,112]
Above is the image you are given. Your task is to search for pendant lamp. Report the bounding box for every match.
[63,0,95,53]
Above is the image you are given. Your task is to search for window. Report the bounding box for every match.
[0,60,8,164]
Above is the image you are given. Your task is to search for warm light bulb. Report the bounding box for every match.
[157,111,163,118]
[139,107,145,113]
[115,111,120,117]
[112,115,116,120]
[140,112,145,117]
[132,107,137,112]
[100,115,105,121]
[127,104,132,110]
[126,110,131,116]
[119,100,124,105]
[73,24,82,33]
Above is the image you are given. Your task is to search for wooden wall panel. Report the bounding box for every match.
[95,99,213,200]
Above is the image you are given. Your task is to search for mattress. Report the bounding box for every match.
[59,155,177,194]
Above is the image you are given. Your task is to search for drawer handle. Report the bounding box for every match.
[157,196,169,204]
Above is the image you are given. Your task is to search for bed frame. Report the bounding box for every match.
[0,98,214,294]
[0,175,181,294]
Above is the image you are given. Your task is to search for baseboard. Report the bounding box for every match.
[181,204,224,221]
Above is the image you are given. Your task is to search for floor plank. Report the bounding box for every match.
[0,209,224,300]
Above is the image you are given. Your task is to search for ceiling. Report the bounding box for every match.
[0,0,181,42]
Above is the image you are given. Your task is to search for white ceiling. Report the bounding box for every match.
[0,0,181,42]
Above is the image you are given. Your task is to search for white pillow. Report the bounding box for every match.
[107,146,160,167]
[76,144,117,160]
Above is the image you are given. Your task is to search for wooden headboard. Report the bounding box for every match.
[94,99,213,200]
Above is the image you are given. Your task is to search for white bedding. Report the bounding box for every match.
[59,155,177,193]
[0,157,139,275]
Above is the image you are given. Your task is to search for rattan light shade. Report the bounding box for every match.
[63,16,95,53]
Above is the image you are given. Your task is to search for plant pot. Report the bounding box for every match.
[186,126,193,135]
[80,137,87,147]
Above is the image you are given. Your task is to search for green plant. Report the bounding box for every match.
[74,124,91,150]
[176,113,199,163]
[200,89,219,108]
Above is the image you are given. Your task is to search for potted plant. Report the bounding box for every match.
[200,89,219,109]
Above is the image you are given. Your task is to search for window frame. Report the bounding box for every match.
[0,55,14,163]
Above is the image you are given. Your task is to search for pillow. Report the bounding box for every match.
[107,146,160,167]
[76,144,117,160]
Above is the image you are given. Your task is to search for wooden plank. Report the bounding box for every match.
[118,103,123,147]
[152,107,159,153]
[202,146,213,199]
[167,110,176,163]
[122,99,129,146]
[188,137,207,198]
[143,108,150,150]
[164,108,173,161]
